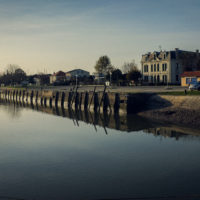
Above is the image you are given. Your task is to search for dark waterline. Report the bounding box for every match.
[0,103,200,200]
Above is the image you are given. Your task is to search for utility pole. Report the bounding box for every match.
[75,74,78,87]
[109,71,111,86]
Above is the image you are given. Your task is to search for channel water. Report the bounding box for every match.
[0,102,200,200]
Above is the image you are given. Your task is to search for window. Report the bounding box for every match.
[144,65,148,72]
[154,64,156,72]
[151,65,153,72]
[157,64,159,72]
[162,63,167,71]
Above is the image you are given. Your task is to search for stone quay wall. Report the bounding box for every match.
[0,88,151,115]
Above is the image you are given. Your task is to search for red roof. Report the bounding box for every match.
[181,71,200,77]
[53,71,66,76]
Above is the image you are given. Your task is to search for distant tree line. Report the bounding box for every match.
[0,64,27,86]
[0,56,142,87]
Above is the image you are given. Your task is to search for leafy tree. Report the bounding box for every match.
[111,69,123,81]
[95,55,111,73]
[126,67,142,85]
[14,68,26,83]
[122,60,138,74]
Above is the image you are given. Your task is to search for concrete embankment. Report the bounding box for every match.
[0,88,151,115]
[139,94,200,128]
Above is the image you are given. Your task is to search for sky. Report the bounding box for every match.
[0,0,200,74]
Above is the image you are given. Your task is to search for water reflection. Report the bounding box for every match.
[0,100,200,200]
[0,101,23,119]
[0,100,199,139]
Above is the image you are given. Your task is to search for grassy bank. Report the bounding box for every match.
[158,90,200,96]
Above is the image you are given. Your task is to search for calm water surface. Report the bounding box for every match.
[0,103,200,200]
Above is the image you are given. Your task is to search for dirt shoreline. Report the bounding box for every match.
[138,107,200,130]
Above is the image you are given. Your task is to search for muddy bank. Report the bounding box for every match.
[138,94,200,129]
[139,107,200,129]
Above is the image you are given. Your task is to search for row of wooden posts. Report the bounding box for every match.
[0,87,130,114]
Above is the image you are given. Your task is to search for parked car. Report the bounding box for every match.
[189,82,200,90]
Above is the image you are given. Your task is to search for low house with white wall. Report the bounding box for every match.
[50,71,66,84]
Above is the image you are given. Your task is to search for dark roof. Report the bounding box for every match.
[181,71,200,77]
[170,51,176,59]
[67,69,89,73]
[53,71,66,76]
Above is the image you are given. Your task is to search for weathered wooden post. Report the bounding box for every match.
[22,90,26,102]
[15,90,18,102]
[103,93,109,112]
[26,91,29,103]
[44,97,47,107]
[35,91,38,104]
[49,97,52,108]
[30,90,34,104]
[79,92,83,110]
[74,92,79,110]
[114,93,120,113]
[55,92,59,107]
[61,92,65,108]
[13,90,15,101]
[18,90,21,102]
[94,92,99,112]
[84,92,89,111]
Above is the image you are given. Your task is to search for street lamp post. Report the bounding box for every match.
[109,71,111,86]
[76,75,78,87]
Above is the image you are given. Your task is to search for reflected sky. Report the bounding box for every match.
[0,104,200,200]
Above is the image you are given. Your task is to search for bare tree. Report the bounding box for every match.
[122,60,138,74]
[6,64,19,74]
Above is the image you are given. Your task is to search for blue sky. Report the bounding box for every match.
[0,0,200,74]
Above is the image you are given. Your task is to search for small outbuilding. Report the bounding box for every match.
[181,71,200,86]
[50,71,66,84]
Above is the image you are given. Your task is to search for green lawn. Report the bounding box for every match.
[158,90,200,96]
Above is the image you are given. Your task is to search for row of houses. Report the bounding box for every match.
[141,48,200,85]
[51,50,200,86]
[24,48,200,87]
[50,69,90,84]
